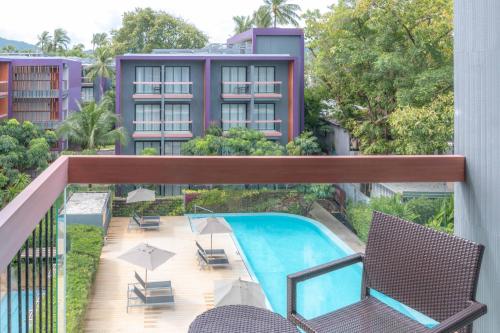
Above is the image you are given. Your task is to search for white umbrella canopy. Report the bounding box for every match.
[126,188,156,204]
[118,243,175,283]
[214,278,266,308]
[192,217,233,253]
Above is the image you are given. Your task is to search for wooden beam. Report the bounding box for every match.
[68,155,465,184]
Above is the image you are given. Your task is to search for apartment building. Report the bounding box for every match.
[0,56,82,130]
[115,28,304,156]
[80,58,113,103]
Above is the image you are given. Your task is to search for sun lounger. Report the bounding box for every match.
[195,241,227,257]
[197,249,230,269]
[127,285,174,312]
[128,214,160,230]
[135,271,172,291]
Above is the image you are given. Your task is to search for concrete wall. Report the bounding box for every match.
[454,0,500,331]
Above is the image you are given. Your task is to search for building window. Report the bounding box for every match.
[164,104,190,132]
[253,103,275,130]
[222,104,247,131]
[164,141,184,156]
[135,141,161,155]
[135,66,161,94]
[255,66,275,93]
[164,67,190,94]
[222,66,247,94]
[81,87,94,102]
[135,104,161,131]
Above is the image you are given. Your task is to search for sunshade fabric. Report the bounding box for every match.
[192,217,233,235]
[214,278,266,308]
[126,188,155,203]
[118,243,175,271]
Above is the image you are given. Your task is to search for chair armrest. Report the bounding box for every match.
[287,253,364,321]
[429,301,487,333]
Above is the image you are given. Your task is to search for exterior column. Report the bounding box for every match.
[454,1,500,332]
[249,65,255,129]
[160,65,165,155]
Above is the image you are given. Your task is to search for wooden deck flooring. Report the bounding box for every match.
[84,216,251,332]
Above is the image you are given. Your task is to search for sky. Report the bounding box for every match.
[0,0,333,48]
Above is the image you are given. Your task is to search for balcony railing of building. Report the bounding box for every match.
[81,77,93,86]
[0,81,8,98]
[222,119,282,137]
[0,155,465,332]
[132,82,193,100]
[221,81,282,100]
[152,43,252,55]
[132,120,194,139]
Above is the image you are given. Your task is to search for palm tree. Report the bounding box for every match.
[232,16,254,34]
[261,0,301,28]
[86,46,115,98]
[91,33,109,51]
[51,28,70,52]
[57,100,127,150]
[253,6,272,28]
[37,31,52,53]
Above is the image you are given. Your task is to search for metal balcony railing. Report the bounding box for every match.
[221,81,283,99]
[133,82,193,98]
[221,119,282,136]
[0,80,8,97]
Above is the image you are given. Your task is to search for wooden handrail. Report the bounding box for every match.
[0,154,465,272]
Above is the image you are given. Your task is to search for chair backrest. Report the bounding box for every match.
[364,211,484,330]
[195,241,207,255]
[197,249,209,264]
[133,286,147,303]
[135,272,146,288]
[132,214,141,225]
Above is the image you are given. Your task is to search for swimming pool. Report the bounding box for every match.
[189,213,438,327]
[0,290,36,333]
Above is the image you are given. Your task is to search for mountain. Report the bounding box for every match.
[0,37,37,51]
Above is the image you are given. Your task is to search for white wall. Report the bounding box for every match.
[454,1,500,331]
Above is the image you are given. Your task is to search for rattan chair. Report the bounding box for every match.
[287,211,487,333]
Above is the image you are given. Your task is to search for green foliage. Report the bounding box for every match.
[66,225,104,333]
[86,46,115,95]
[141,147,158,156]
[57,99,127,150]
[0,119,54,207]
[182,127,285,156]
[112,197,184,217]
[261,0,301,28]
[305,0,453,154]
[389,92,454,154]
[233,16,254,34]
[286,131,321,155]
[347,195,453,242]
[111,8,208,54]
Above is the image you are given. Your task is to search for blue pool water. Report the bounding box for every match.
[189,213,438,328]
[0,290,36,333]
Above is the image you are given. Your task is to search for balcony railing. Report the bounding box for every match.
[0,80,8,98]
[221,81,282,100]
[132,120,193,139]
[222,119,282,137]
[81,77,93,86]
[132,82,193,99]
[0,155,465,331]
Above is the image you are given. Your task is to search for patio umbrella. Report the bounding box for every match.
[126,188,155,204]
[118,243,175,284]
[214,278,266,308]
[192,217,233,254]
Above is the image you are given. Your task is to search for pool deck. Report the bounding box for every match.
[83,216,251,333]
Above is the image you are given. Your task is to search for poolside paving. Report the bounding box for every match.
[83,216,251,333]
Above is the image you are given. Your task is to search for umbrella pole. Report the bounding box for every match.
[145,269,148,288]
[211,234,213,254]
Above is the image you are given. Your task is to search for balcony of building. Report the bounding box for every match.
[221,119,282,138]
[0,81,8,99]
[152,42,252,55]
[132,120,194,139]
[221,81,282,100]
[132,82,193,101]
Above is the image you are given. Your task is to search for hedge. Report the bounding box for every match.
[66,225,104,333]
[112,196,184,217]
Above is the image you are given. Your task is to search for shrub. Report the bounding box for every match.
[66,225,104,333]
[112,196,184,217]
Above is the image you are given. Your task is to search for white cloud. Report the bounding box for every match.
[0,0,334,48]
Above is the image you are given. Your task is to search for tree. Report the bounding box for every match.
[389,92,453,154]
[86,46,115,96]
[51,28,71,52]
[0,119,55,207]
[66,43,86,57]
[140,147,158,156]
[182,127,284,156]
[57,100,127,150]
[233,16,254,34]
[37,31,52,53]
[111,8,208,54]
[91,33,109,51]
[0,45,17,53]
[286,131,321,155]
[305,0,453,154]
[253,6,272,28]
[261,0,301,28]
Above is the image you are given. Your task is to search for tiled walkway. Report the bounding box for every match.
[84,216,251,332]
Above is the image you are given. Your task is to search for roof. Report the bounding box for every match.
[62,192,110,215]
[118,54,293,61]
[227,28,304,45]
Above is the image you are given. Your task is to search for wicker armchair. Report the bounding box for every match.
[287,211,487,333]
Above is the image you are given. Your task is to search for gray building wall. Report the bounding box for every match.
[120,60,205,155]
[454,0,500,331]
